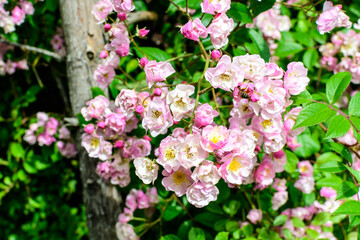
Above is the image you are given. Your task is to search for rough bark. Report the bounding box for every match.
[59,1,122,239]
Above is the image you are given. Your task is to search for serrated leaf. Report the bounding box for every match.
[290,90,312,105]
[317,175,343,189]
[248,29,270,62]
[318,161,346,173]
[349,92,360,116]
[305,228,319,239]
[136,47,172,62]
[293,103,336,129]
[325,115,351,139]
[337,181,359,200]
[334,201,360,215]
[345,165,360,184]
[275,42,303,58]
[273,215,287,226]
[326,72,352,104]
[328,142,353,163]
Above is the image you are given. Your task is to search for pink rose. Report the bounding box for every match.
[181,18,208,41]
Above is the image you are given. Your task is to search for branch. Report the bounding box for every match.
[0,38,62,61]
[126,11,158,25]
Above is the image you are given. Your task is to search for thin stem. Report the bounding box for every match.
[166,53,196,62]
[0,37,62,60]
[175,196,194,221]
[243,191,256,210]
[212,88,226,125]
[124,22,148,58]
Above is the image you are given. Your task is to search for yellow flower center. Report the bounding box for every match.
[90,138,100,148]
[165,149,175,160]
[172,171,187,185]
[261,120,273,129]
[228,158,242,172]
[152,110,162,119]
[220,73,231,82]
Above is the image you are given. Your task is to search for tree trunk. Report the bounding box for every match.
[59,1,122,239]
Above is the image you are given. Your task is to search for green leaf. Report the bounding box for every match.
[248,29,270,62]
[223,200,241,217]
[311,212,330,226]
[316,152,342,166]
[45,0,58,12]
[136,47,172,62]
[318,161,346,173]
[215,232,229,240]
[227,3,253,24]
[250,0,276,17]
[316,175,343,189]
[125,59,139,73]
[337,181,359,200]
[290,90,312,105]
[9,142,25,159]
[188,227,206,240]
[275,42,303,58]
[194,212,223,228]
[334,201,360,215]
[328,142,353,163]
[162,205,182,221]
[225,221,239,232]
[91,87,105,98]
[273,215,287,226]
[293,103,336,129]
[326,72,352,104]
[292,218,305,228]
[177,220,192,240]
[294,133,321,158]
[282,228,292,239]
[303,49,319,69]
[242,224,253,237]
[284,150,299,174]
[349,215,360,228]
[349,92,360,116]
[160,235,181,240]
[305,229,319,239]
[345,165,360,183]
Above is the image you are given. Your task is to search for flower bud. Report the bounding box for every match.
[139,28,150,38]
[97,121,106,129]
[153,88,162,96]
[173,120,179,125]
[84,124,94,134]
[143,135,152,141]
[104,23,111,32]
[250,93,260,102]
[100,50,108,58]
[114,140,125,148]
[211,50,221,60]
[117,13,127,21]
[135,105,144,114]
[139,57,148,68]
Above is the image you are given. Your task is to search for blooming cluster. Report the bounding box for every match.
[316,1,351,34]
[50,27,66,58]
[319,29,360,83]
[180,1,234,49]
[115,187,158,240]
[23,112,77,158]
[92,0,136,88]
[0,0,34,33]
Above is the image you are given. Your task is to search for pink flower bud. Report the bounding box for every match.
[117,13,127,21]
[97,121,106,129]
[114,140,125,148]
[181,81,187,84]
[173,120,179,125]
[211,50,221,60]
[84,124,94,134]
[255,146,261,152]
[139,57,148,68]
[135,105,144,114]
[153,88,162,96]
[139,29,150,38]
[250,93,260,102]
[143,135,152,141]
[100,50,108,58]
[273,150,285,159]
[104,23,111,32]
